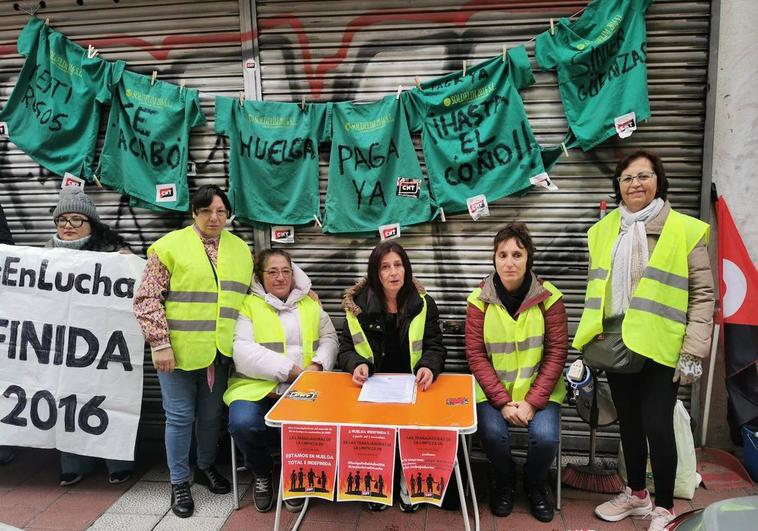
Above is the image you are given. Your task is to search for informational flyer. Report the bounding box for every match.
[280,424,338,501]
[336,426,396,506]
[398,428,458,507]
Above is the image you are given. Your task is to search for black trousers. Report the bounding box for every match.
[606,358,679,509]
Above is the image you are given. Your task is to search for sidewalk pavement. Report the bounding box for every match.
[1,446,756,530]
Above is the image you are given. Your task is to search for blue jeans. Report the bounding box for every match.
[227,397,277,476]
[60,452,133,476]
[157,366,229,484]
[476,401,560,486]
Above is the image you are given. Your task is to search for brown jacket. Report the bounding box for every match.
[591,201,715,359]
[465,272,569,410]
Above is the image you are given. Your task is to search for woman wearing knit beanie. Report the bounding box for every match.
[48,186,134,485]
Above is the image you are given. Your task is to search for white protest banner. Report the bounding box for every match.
[0,244,146,461]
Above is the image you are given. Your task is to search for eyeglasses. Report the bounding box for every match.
[196,207,229,218]
[55,216,89,228]
[618,171,655,186]
[263,268,293,278]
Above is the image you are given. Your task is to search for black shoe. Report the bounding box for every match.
[194,466,231,494]
[526,484,554,522]
[284,497,305,512]
[59,472,83,487]
[367,502,389,512]
[108,470,132,484]
[253,473,274,513]
[171,482,195,518]
[489,481,515,517]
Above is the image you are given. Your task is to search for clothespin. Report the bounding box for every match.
[313,214,322,229]
[179,80,186,94]
[151,70,158,86]
[45,18,50,26]
[395,85,403,100]
[415,77,423,91]
[502,45,508,62]
[439,207,446,223]
[550,18,555,35]
[92,174,103,188]
[300,95,306,110]
[239,91,245,107]
[87,45,99,59]
[561,142,569,158]
[462,60,467,77]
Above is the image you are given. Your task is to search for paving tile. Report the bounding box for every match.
[188,484,238,518]
[0,484,65,510]
[355,504,426,531]
[690,487,749,509]
[89,513,163,531]
[106,481,173,515]
[561,498,637,531]
[300,498,364,523]
[220,499,295,530]
[0,504,41,528]
[26,504,103,530]
[492,510,563,531]
[153,514,227,531]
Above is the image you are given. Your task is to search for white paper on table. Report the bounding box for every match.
[358,374,418,404]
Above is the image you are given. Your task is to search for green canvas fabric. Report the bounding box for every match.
[403,46,552,215]
[535,0,654,150]
[215,97,328,226]
[323,96,437,234]
[0,17,124,179]
[97,69,205,213]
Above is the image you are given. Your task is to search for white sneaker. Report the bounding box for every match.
[646,506,675,531]
[595,487,652,522]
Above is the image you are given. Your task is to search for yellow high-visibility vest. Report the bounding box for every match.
[148,226,252,370]
[468,281,566,405]
[573,208,709,367]
[224,294,322,404]
[345,294,427,372]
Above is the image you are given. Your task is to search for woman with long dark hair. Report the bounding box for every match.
[338,240,446,511]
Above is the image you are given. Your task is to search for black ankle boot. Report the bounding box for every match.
[171,482,194,518]
[526,482,554,522]
[489,479,515,517]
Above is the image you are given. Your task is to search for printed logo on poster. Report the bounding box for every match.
[379,223,401,241]
[614,111,637,139]
[271,225,295,244]
[61,173,85,189]
[155,183,177,202]
[0,121,8,137]
[396,177,421,198]
[466,194,490,221]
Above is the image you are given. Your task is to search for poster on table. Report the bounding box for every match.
[398,428,458,506]
[281,424,338,501]
[336,426,396,505]
[0,245,146,461]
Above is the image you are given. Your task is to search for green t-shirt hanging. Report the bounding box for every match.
[0,17,124,179]
[97,69,206,213]
[403,46,550,215]
[535,0,654,150]
[323,96,437,234]
[215,97,328,226]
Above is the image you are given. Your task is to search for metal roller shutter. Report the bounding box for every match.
[0,0,251,439]
[253,0,713,459]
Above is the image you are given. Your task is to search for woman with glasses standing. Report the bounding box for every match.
[574,151,714,531]
[224,249,338,513]
[45,187,133,486]
[133,185,253,518]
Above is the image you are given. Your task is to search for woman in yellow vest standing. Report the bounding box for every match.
[133,185,253,518]
[574,151,714,531]
[338,240,446,512]
[465,223,568,523]
[224,249,338,513]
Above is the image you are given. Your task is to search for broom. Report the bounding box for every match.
[563,372,625,493]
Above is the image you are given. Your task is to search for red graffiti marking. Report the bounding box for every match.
[2,1,582,97]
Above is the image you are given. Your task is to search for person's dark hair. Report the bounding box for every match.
[254,249,292,285]
[82,219,130,252]
[493,222,536,273]
[190,184,232,215]
[612,150,668,202]
[366,241,415,314]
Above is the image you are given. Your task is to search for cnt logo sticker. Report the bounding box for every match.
[396,177,421,199]
[379,223,401,241]
[271,225,295,244]
[614,111,637,139]
[466,194,490,221]
[155,183,177,202]
[61,173,85,189]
